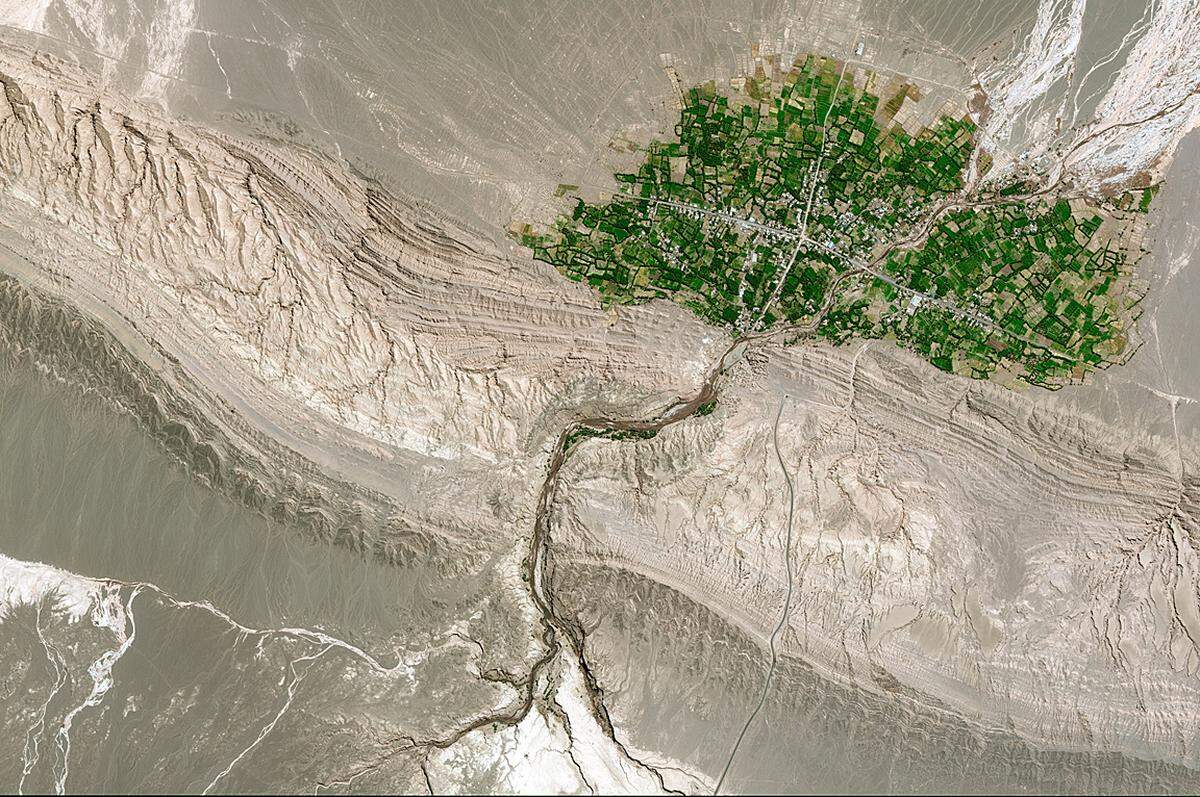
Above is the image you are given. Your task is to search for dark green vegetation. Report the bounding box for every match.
[517,55,1153,388]
[565,425,660,452]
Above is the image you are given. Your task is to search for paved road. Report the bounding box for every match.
[627,193,1000,331]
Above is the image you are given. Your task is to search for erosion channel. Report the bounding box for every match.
[426,317,819,793]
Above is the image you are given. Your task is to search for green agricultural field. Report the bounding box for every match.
[515,54,1151,389]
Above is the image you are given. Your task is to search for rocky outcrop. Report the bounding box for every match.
[0,43,725,469]
[556,340,1200,770]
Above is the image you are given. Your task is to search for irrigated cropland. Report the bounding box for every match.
[518,55,1154,387]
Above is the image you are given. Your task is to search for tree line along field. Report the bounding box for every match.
[515,54,1153,389]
